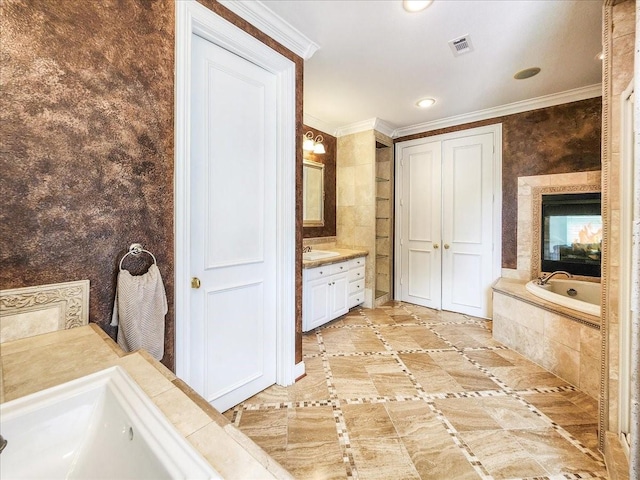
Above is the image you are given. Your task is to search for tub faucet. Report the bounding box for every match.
[537,271,573,285]
[0,434,6,454]
[303,246,312,253]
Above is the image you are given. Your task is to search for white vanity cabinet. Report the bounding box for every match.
[303,256,366,332]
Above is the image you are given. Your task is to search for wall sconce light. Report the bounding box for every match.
[303,131,325,154]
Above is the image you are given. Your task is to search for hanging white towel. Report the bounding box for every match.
[111,263,167,360]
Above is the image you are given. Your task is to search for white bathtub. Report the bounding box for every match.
[525,278,601,317]
[0,366,220,479]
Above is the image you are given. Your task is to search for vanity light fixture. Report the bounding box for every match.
[416,97,436,108]
[303,131,325,154]
[403,0,433,12]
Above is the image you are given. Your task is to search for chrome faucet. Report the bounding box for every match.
[0,434,7,454]
[536,271,573,285]
[303,246,312,253]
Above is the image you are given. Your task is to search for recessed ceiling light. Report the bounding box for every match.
[513,67,541,80]
[403,0,433,12]
[416,98,436,108]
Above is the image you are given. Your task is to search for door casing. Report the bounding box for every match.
[174,1,298,387]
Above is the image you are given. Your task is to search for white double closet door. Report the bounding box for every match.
[395,126,501,319]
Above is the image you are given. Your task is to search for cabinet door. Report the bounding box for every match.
[330,272,349,318]
[303,277,331,332]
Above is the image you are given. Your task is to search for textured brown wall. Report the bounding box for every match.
[302,126,337,239]
[396,97,602,269]
[1,0,305,369]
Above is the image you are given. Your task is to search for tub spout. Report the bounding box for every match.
[537,271,573,285]
[0,434,7,454]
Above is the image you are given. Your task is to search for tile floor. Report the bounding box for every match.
[224,302,607,479]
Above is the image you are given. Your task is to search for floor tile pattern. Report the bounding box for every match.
[225,302,607,479]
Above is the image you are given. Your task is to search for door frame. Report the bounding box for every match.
[174,1,297,387]
[394,123,503,313]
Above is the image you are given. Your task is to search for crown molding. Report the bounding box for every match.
[334,117,397,138]
[393,84,602,138]
[218,0,320,60]
[373,118,396,138]
[303,114,338,136]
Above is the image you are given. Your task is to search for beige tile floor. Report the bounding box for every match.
[224,302,607,479]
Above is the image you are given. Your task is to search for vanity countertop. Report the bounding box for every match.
[302,247,369,269]
[0,324,293,479]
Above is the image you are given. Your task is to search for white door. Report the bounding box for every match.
[189,33,277,412]
[397,141,442,309]
[441,133,495,317]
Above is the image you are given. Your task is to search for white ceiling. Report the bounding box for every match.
[256,0,603,136]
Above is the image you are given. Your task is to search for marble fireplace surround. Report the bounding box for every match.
[502,170,602,281]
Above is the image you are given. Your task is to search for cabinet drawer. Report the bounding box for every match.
[349,256,366,269]
[349,292,365,308]
[349,279,364,294]
[331,261,349,275]
[304,261,347,281]
[348,266,365,282]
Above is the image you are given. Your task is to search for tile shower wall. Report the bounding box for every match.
[603,0,635,433]
[337,131,377,305]
[0,0,305,369]
[396,97,602,270]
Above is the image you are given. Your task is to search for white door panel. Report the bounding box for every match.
[449,253,482,308]
[407,249,435,301]
[190,33,277,412]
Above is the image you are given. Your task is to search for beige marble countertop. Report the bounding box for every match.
[0,324,293,480]
[302,247,368,269]
[492,277,600,327]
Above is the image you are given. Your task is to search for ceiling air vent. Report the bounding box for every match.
[448,35,474,57]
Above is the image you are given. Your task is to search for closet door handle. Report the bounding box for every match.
[191,277,201,289]
[444,244,450,249]
[433,243,439,249]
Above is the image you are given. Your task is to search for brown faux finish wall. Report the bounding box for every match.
[395,97,602,269]
[1,0,176,367]
[302,126,337,239]
[1,0,305,369]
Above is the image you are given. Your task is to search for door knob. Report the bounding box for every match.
[433,243,439,249]
[191,277,201,289]
[444,244,450,249]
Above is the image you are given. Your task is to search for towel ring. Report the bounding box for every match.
[119,243,157,271]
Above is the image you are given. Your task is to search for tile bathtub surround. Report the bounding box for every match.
[226,302,607,480]
[492,287,601,400]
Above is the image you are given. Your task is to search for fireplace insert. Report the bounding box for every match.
[541,192,601,277]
